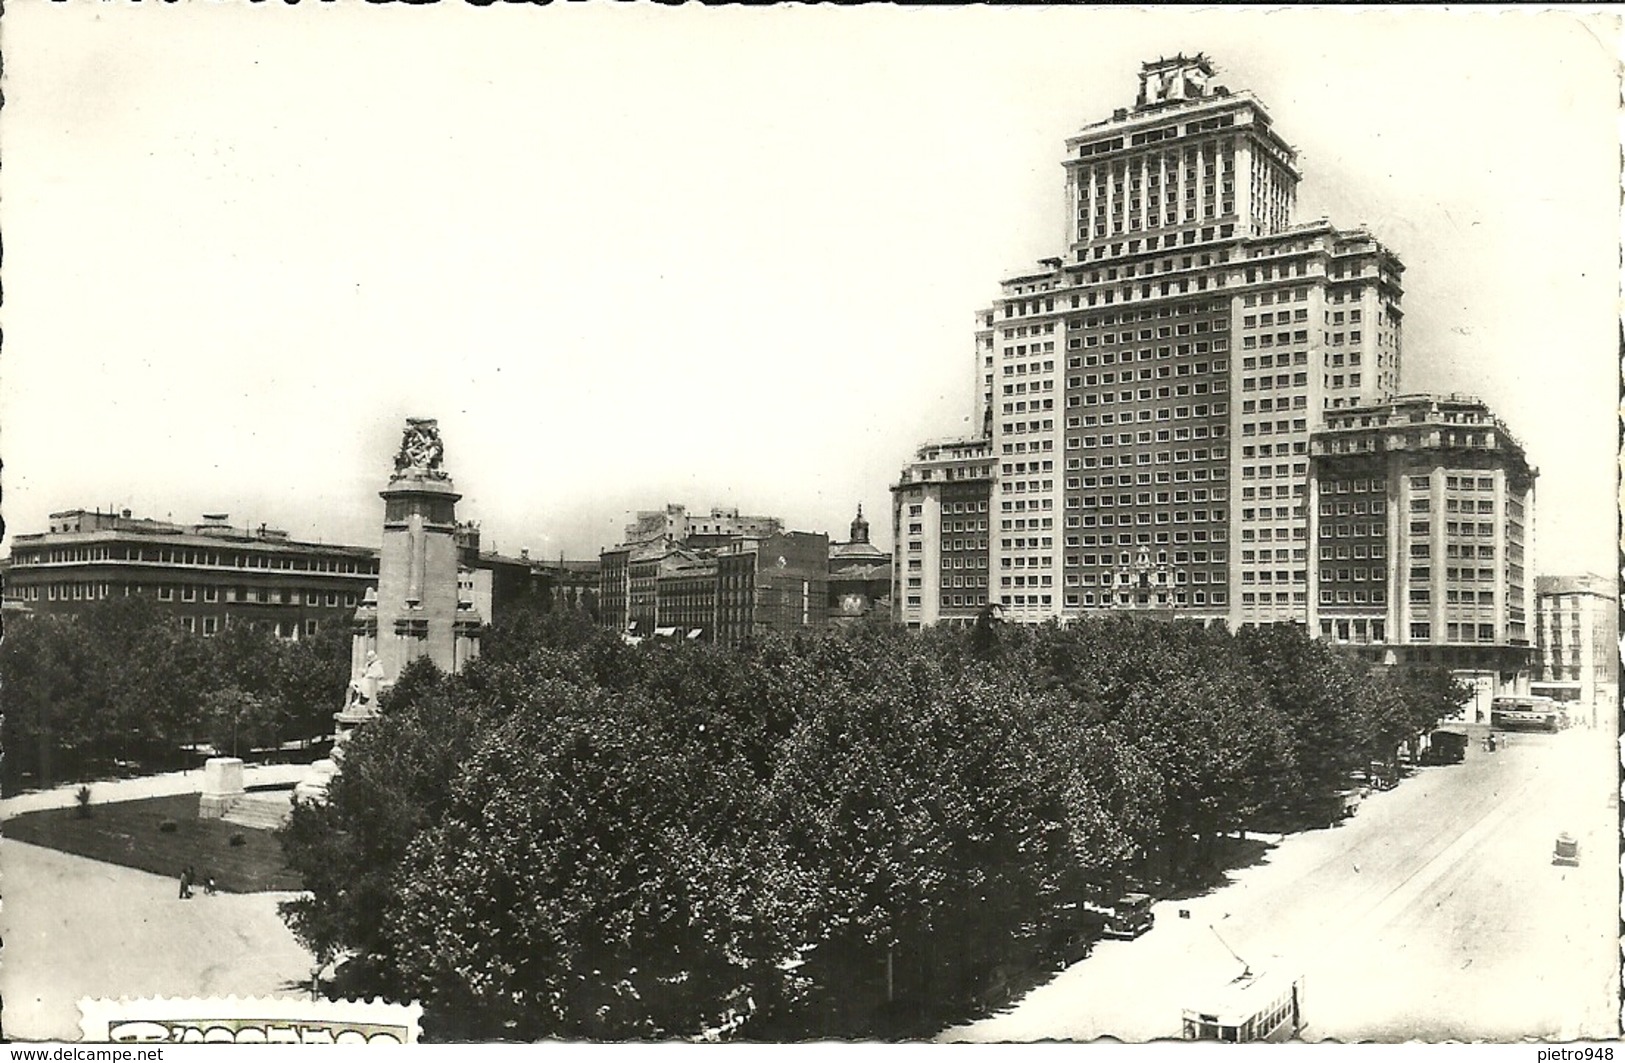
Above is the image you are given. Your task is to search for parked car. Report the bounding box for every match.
[1367,760,1399,791]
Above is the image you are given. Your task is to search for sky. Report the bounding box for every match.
[3,5,1618,579]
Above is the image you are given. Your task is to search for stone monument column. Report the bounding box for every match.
[295,418,483,804]
[376,418,472,679]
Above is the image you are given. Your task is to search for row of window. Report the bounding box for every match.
[1242,592,1306,605]
[1076,510,1225,526]
[1241,569,1307,583]
[175,616,318,638]
[1081,320,1221,346]
[1321,567,1385,583]
[1068,589,1226,608]
[1244,367,1310,387]
[1071,527,1228,544]
[1320,500,1387,516]
[1405,521,1500,537]
[1069,570,1221,586]
[1243,309,1314,327]
[1072,300,1227,330]
[16,546,375,574]
[1073,419,1225,450]
[1073,255,1228,289]
[1075,453,1228,472]
[1070,547,1217,564]
[1240,527,1304,542]
[1243,397,1310,415]
[27,582,360,607]
[1321,544,1387,559]
[1320,523,1384,538]
[1321,477,1386,494]
[1239,419,1307,436]
[1319,618,1386,641]
[1078,490,1228,506]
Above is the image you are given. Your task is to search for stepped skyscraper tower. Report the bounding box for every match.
[895,54,1405,629]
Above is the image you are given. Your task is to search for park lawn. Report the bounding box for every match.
[3,793,303,893]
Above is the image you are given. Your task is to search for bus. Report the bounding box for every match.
[1490,695,1559,734]
[1182,971,1304,1042]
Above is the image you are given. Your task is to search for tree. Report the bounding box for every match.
[1397,665,1471,738]
[277,623,351,744]
[0,613,95,791]
[1111,666,1291,881]
[384,679,807,1040]
[279,660,483,995]
[201,688,286,758]
[1353,669,1412,763]
[763,634,1146,1036]
[1235,624,1365,825]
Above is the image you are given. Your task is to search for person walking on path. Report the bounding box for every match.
[178,866,193,900]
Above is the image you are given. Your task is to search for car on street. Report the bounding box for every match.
[1421,729,1468,765]
[1082,892,1155,940]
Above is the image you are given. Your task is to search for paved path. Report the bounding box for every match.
[0,764,311,820]
[1,767,318,1042]
[0,841,316,1042]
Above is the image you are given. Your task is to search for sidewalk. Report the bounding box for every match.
[0,763,311,821]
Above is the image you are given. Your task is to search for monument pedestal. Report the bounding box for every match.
[293,702,383,803]
[198,757,245,819]
[293,758,339,803]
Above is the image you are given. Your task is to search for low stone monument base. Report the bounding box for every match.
[198,756,246,820]
[293,758,339,804]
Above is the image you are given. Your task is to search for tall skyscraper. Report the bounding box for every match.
[900,53,1406,628]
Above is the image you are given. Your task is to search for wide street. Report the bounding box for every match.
[943,722,1620,1042]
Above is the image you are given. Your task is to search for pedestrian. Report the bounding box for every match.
[178,866,193,900]
[204,874,217,896]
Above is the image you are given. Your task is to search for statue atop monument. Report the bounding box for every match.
[392,417,448,480]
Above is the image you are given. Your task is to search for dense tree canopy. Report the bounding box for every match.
[0,597,349,793]
[279,610,1467,1040]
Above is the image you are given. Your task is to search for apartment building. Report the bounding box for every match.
[2,508,379,638]
[1310,394,1538,716]
[1533,573,1617,727]
[599,507,829,645]
[891,437,996,628]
